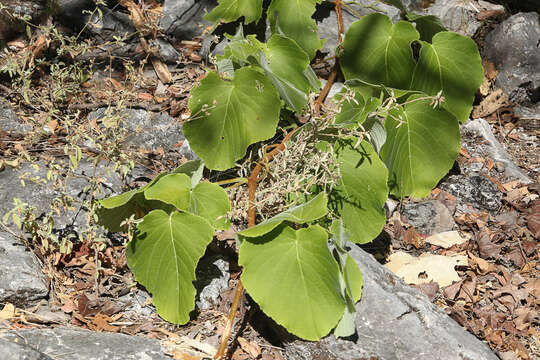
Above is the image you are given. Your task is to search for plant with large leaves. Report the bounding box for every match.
[97,0,483,354]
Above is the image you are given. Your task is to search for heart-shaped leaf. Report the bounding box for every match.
[268,0,323,59]
[184,69,281,170]
[145,173,230,230]
[127,210,214,324]
[380,94,460,197]
[331,140,388,244]
[340,13,419,89]
[239,224,345,340]
[411,32,483,122]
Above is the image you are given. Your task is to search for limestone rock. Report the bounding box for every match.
[0,327,169,360]
[0,231,48,306]
[484,12,540,105]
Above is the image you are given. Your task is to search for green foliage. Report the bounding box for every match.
[127,210,214,324]
[98,1,484,342]
[239,224,344,340]
[340,14,420,90]
[410,32,484,122]
[238,192,328,237]
[332,139,388,244]
[183,69,281,170]
[380,95,460,197]
[205,0,263,24]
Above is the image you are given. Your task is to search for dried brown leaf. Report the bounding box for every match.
[476,231,501,259]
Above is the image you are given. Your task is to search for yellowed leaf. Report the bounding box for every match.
[0,303,16,320]
[425,231,469,249]
[385,251,468,287]
[152,57,172,84]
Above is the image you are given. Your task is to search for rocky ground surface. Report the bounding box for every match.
[0,0,538,359]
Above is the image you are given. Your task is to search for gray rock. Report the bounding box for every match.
[484,12,540,105]
[284,246,498,360]
[514,103,540,122]
[439,175,503,213]
[160,0,215,40]
[0,98,32,135]
[87,108,185,153]
[0,327,169,360]
[0,159,123,231]
[54,0,95,29]
[401,200,455,235]
[463,118,532,183]
[0,231,48,306]
[0,338,52,360]
[0,0,46,40]
[157,38,181,63]
[195,254,230,310]
[423,0,504,37]
[86,7,136,42]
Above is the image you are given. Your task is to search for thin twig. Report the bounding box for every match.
[313,0,345,114]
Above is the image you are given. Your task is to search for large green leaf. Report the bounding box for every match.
[184,69,281,170]
[340,13,419,89]
[239,224,345,340]
[257,34,320,112]
[97,189,144,232]
[144,174,230,230]
[127,210,214,324]
[406,13,446,42]
[204,0,263,24]
[268,0,323,59]
[411,32,483,122]
[238,192,328,237]
[332,140,388,244]
[173,159,204,187]
[144,173,192,211]
[380,95,460,197]
[222,33,319,112]
[97,180,171,233]
[190,182,231,230]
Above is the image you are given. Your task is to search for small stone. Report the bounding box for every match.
[401,200,455,235]
[0,98,32,135]
[439,175,503,213]
[195,254,230,310]
[160,0,214,40]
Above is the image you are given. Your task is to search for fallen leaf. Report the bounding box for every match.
[468,251,496,274]
[237,337,261,359]
[526,203,540,239]
[403,227,424,249]
[425,231,468,249]
[412,281,439,301]
[472,88,508,118]
[476,231,501,259]
[0,303,16,320]
[385,251,468,287]
[152,57,172,84]
[91,313,119,332]
[137,92,154,101]
[443,280,463,300]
